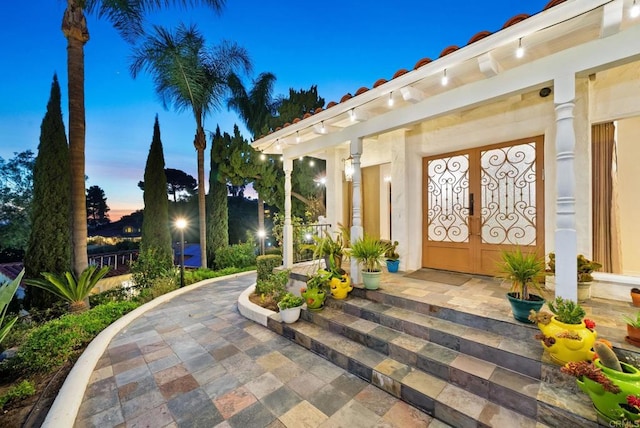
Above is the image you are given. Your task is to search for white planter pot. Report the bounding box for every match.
[278,305,302,324]
[361,270,382,290]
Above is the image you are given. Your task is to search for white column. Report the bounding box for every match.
[554,74,578,301]
[324,149,343,231]
[350,138,364,284]
[391,130,409,272]
[283,158,293,268]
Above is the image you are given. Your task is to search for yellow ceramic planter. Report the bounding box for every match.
[537,316,597,365]
[329,274,352,299]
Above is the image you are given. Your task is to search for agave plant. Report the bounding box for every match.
[0,269,24,345]
[27,265,110,313]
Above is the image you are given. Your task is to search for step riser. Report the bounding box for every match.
[337,300,543,380]
[301,309,538,418]
[351,288,537,342]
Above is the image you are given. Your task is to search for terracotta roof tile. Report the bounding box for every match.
[392,69,409,79]
[326,101,338,108]
[467,30,492,45]
[314,107,323,114]
[303,112,312,119]
[503,14,530,28]
[544,0,566,10]
[355,86,369,95]
[439,45,459,57]
[413,57,432,70]
[293,118,301,123]
[340,93,353,103]
[275,126,282,131]
[373,78,388,88]
[283,122,291,127]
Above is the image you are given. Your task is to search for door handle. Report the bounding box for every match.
[468,193,474,216]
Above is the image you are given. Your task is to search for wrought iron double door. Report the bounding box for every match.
[422,136,545,275]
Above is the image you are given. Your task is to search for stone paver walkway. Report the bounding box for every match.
[74,274,444,427]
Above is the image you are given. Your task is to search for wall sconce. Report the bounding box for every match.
[343,156,354,182]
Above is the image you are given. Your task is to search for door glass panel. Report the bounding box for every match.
[480,142,537,245]
[427,155,469,243]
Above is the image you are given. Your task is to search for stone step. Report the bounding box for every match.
[267,316,548,428]
[301,304,597,427]
[327,296,547,380]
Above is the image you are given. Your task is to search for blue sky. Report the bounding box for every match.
[0,0,550,220]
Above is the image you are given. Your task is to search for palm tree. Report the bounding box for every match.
[130,23,251,267]
[227,72,279,240]
[62,0,226,277]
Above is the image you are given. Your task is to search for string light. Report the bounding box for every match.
[275,139,281,151]
[321,121,326,133]
[516,38,524,58]
[309,160,315,167]
[441,69,448,86]
[388,92,394,107]
[260,153,266,161]
[296,131,301,143]
[350,109,356,122]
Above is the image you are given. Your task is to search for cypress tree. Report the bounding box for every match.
[207,126,229,267]
[139,116,173,271]
[24,74,71,309]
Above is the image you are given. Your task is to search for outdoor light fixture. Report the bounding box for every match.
[275,139,281,151]
[441,69,448,86]
[296,131,301,143]
[343,156,354,182]
[309,160,315,167]
[260,153,266,161]
[257,229,266,255]
[388,92,394,107]
[321,121,326,133]
[516,38,524,58]
[632,0,640,18]
[175,218,187,288]
[299,156,304,161]
[350,109,356,122]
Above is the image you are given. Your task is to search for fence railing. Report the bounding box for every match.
[293,223,332,263]
[89,250,139,271]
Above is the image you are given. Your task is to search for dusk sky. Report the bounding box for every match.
[0,0,550,220]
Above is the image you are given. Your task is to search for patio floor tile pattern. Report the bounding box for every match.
[74,274,443,427]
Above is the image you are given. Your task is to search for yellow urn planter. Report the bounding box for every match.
[537,316,597,365]
[329,274,352,300]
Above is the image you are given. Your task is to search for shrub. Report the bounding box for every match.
[214,242,256,270]
[131,247,174,289]
[255,269,289,301]
[136,276,178,303]
[0,380,36,410]
[6,301,138,376]
[257,255,282,282]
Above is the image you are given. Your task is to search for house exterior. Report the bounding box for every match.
[251,0,640,302]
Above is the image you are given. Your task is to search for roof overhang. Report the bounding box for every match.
[252,0,640,159]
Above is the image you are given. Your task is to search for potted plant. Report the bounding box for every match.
[623,311,640,347]
[304,230,345,271]
[562,342,640,423]
[349,234,388,290]
[301,269,331,311]
[383,240,400,273]
[547,253,601,301]
[497,248,546,323]
[277,292,305,323]
[529,297,597,365]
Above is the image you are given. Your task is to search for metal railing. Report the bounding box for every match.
[293,223,332,263]
[89,250,139,271]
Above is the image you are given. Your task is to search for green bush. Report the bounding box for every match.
[255,269,289,301]
[136,276,178,304]
[131,247,175,289]
[257,255,282,282]
[0,380,35,410]
[7,301,138,376]
[214,242,257,270]
[183,266,253,286]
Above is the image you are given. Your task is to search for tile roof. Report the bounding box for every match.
[259,0,567,140]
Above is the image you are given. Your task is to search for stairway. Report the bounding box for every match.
[266,285,622,428]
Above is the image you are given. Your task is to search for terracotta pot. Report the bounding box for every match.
[536,316,597,365]
[631,290,640,308]
[627,324,640,347]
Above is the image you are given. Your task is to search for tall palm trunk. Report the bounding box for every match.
[63,1,90,277]
[194,127,207,268]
